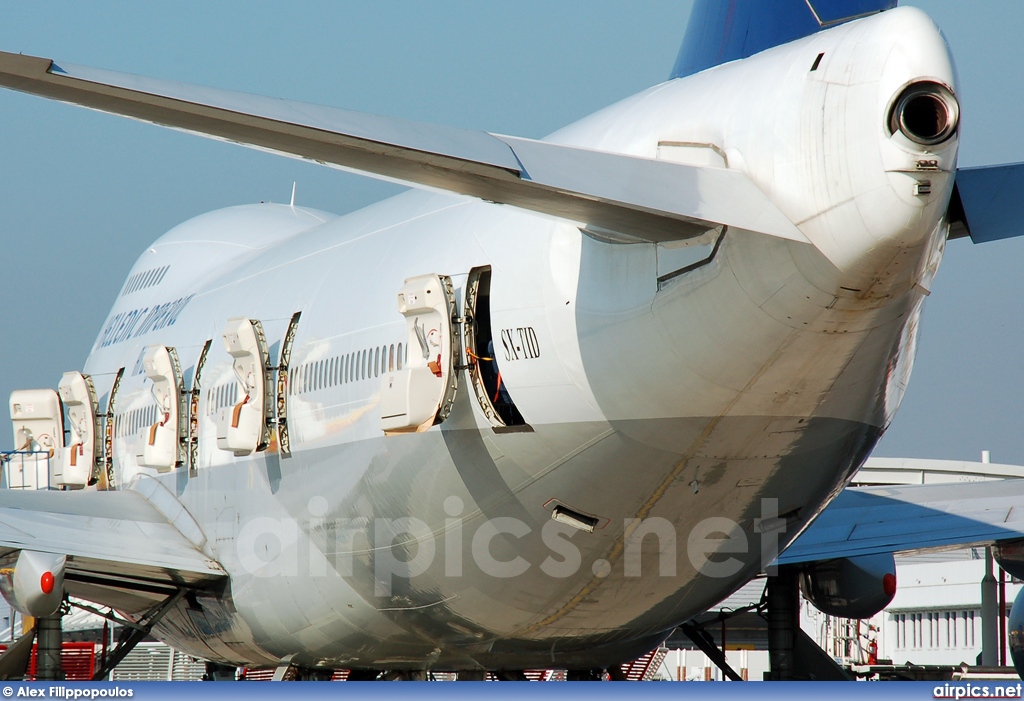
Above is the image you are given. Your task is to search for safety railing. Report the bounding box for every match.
[0,450,52,490]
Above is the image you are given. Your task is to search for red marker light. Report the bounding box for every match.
[883,572,897,598]
[40,571,54,595]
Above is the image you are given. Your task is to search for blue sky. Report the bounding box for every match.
[1,2,1023,463]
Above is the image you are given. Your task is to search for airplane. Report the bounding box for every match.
[3,0,1024,682]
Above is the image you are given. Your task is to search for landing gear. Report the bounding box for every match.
[765,566,852,680]
[35,614,63,681]
[765,566,799,680]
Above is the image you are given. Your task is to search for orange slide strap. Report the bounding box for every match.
[466,348,493,363]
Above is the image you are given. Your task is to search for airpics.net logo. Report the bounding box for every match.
[232,497,788,595]
[934,683,1024,699]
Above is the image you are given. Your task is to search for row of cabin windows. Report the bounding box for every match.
[893,609,985,650]
[113,342,408,440]
[289,343,408,395]
[114,404,159,439]
[121,264,170,297]
[206,382,240,416]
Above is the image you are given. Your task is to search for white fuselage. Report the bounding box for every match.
[74,8,956,670]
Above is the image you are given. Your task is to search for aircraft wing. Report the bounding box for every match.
[0,51,806,245]
[0,482,225,613]
[777,479,1024,565]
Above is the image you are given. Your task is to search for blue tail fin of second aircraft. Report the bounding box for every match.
[671,0,898,79]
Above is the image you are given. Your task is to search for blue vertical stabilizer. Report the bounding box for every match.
[671,0,897,79]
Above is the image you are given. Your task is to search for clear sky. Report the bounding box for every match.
[1,2,1023,463]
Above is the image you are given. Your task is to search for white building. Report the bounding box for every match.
[662,455,1024,680]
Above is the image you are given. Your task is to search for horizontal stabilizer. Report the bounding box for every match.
[0,51,807,245]
[778,479,1024,565]
[953,162,1024,243]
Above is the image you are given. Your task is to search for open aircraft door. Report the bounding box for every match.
[381,274,458,433]
[8,389,63,488]
[276,311,301,458]
[57,371,101,488]
[136,345,186,472]
[216,317,273,456]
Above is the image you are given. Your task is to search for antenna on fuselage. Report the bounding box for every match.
[290,181,297,208]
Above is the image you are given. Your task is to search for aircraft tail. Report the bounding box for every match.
[671,0,898,79]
